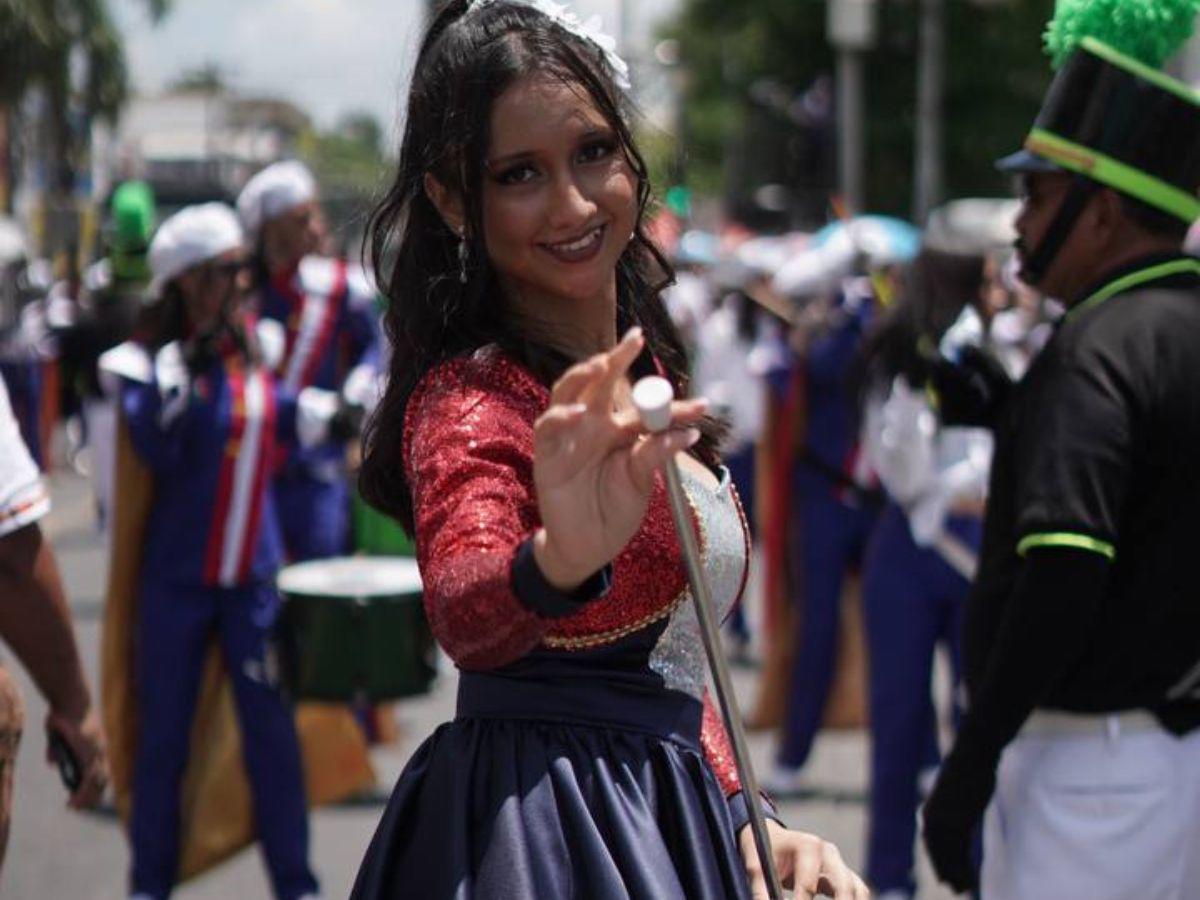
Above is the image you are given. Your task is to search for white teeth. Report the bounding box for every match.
[551,227,602,253]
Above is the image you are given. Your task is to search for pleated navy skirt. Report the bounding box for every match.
[350,657,751,899]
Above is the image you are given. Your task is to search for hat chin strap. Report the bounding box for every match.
[1020,174,1098,287]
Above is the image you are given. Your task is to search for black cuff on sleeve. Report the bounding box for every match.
[511,537,612,619]
[727,790,785,835]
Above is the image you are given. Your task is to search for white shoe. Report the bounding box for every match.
[918,763,940,799]
[760,762,809,797]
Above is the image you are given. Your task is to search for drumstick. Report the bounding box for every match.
[632,376,785,900]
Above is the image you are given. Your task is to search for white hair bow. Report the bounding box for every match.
[468,0,631,90]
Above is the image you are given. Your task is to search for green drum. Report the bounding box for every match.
[275,557,435,702]
[352,492,415,557]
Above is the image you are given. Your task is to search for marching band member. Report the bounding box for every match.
[763,272,882,795]
[102,204,321,900]
[237,160,381,561]
[351,2,867,897]
[856,249,992,899]
[922,2,1200,895]
[60,181,157,528]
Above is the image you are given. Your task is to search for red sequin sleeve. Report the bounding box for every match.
[404,359,548,670]
[700,689,742,796]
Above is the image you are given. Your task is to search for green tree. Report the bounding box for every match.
[0,0,172,211]
[299,112,390,252]
[305,112,389,193]
[665,0,1053,223]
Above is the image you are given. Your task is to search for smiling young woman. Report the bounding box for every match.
[486,80,635,329]
[352,2,867,898]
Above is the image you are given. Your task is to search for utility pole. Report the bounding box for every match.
[828,0,877,215]
[913,0,945,223]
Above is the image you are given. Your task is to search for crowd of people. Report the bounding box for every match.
[0,0,1198,898]
[653,203,1061,898]
[0,158,383,899]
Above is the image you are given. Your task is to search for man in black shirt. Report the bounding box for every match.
[920,26,1200,900]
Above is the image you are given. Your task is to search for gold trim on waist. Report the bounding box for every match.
[542,476,705,652]
[541,587,689,650]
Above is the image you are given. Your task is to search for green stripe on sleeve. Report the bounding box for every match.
[1016,532,1116,560]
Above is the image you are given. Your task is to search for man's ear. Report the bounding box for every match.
[424,173,466,237]
[1093,187,1126,245]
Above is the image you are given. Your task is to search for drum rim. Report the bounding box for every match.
[276,555,422,598]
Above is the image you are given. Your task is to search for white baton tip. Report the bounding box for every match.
[632,375,675,432]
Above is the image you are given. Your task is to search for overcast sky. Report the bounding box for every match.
[112,0,675,136]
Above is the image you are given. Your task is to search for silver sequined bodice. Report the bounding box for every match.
[648,465,748,699]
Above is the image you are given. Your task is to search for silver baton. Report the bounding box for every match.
[632,376,784,900]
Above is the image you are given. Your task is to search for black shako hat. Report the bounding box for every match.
[998,38,1200,225]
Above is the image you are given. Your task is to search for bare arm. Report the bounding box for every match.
[0,523,89,717]
[0,523,106,807]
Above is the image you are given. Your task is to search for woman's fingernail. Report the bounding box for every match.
[565,403,587,415]
[623,325,643,342]
[693,396,710,412]
[683,427,700,446]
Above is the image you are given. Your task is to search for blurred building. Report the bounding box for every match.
[90,89,310,218]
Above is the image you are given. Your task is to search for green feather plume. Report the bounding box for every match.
[1044,0,1200,69]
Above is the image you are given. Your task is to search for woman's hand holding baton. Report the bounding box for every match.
[532,328,868,898]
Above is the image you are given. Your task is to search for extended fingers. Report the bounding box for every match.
[548,327,644,410]
[550,357,605,406]
[581,327,644,410]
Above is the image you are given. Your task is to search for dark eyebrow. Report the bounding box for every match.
[486,126,616,170]
[485,150,536,171]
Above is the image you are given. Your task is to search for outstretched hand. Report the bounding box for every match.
[532,327,708,589]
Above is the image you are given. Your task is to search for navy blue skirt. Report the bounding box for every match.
[350,664,751,899]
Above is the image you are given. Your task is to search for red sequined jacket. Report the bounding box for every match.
[403,346,748,796]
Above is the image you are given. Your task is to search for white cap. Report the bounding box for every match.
[236,160,317,237]
[148,203,244,298]
[632,376,675,433]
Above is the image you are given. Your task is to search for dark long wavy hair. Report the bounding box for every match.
[360,0,713,530]
[853,248,987,410]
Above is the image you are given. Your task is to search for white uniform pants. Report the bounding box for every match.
[981,710,1200,900]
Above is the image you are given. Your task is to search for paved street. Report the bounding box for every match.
[2,469,957,899]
